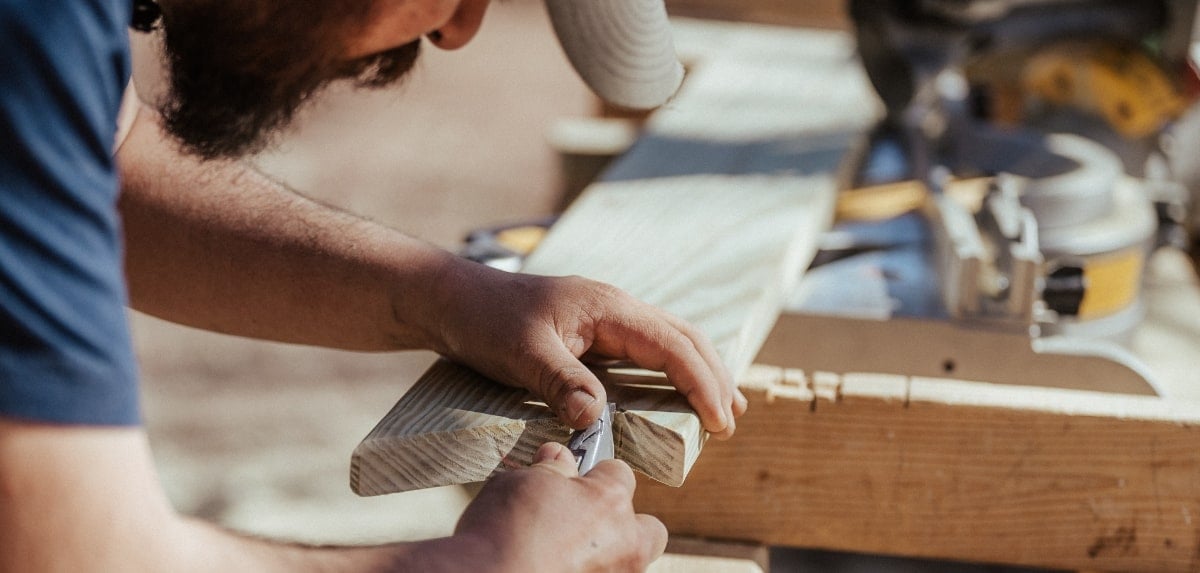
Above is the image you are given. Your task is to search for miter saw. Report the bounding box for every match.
[761,0,1200,395]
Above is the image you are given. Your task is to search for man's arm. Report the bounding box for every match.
[117,100,451,354]
[118,103,746,434]
[0,418,663,572]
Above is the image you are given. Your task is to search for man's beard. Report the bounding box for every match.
[157,1,421,160]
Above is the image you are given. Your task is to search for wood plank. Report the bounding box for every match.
[351,363,703,495]
[352,171,835,495]
[648,552,764,573]
[648,536,770,573]
[633,365,1200,572]
[351,22,871,497]
[522,174,838,380]
[666,0,850,30]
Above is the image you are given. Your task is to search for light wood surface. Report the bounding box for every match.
[634,365,1200,572]
[523,174,839,380]
[648,553,764,573]
[662,536,770,570]
[649,536,770,573]
[351,362,703,495]
[666,0,850,30]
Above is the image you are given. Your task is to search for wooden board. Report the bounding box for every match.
[352,363,702,495]
[352,170,839,495]
[633,365,1200,572]
[666,0,850,30]
[523,174,839,380]
[351,22,875,496]
[352,169,843,495]
[649,536,770,573]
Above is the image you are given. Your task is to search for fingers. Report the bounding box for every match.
[532,442,579,478]
[510,275,744,436]
[660,313,748,428]
[583,458,636,491]
[636,514,669,563]
[585,461,666,566]
[593,311,737,439]
[530,344,609,429]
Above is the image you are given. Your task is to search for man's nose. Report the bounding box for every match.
[429,0,490,50]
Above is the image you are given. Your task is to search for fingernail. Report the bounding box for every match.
[534,442,564,464]
[713,408,729,434]
[565,389,597,425]
[736,389,749,408]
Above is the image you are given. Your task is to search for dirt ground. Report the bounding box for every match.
[131,0,592,544]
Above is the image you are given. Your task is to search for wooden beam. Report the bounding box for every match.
[634,365,1200,572]
[649,536,770,573]
[352,171,837,496]
[666,0,850,30]
[351,363,702,495]
[522,174,839,381]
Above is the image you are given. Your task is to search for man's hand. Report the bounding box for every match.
[0,420,654,573]
[118,104,745,436]
[450,442,667,572]
[425,258,748,437]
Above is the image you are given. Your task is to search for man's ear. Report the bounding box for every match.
[114,82,144,156]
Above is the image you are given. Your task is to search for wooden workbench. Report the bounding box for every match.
[619,18,1200,573]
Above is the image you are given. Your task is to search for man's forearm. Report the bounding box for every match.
[117,103,454,352]
[176,518,493,573]
[0,419,496,573]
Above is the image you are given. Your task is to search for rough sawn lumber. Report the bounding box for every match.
[633,365,1200,572]
[351,173,838,495]
[351,363,702,495]
[350,21,872,496]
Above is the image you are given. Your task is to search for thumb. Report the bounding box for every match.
[532,442,579,478]
[532,347,608,429]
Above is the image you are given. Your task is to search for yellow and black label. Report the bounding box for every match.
[1078,247,1145,319]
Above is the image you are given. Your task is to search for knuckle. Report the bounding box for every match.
[594,463,636,498]
[663,327,694,353]
[534,360,582,402]
[593,280,626,301]
[506,467,554,498]
[595,480,626,505]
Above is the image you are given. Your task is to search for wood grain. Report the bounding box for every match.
[523,174,838,381]
[351,363,705,495]
[634,365,1200,572]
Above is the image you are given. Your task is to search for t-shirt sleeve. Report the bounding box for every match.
[0,0,140,425]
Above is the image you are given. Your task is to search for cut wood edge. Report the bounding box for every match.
[351,361,705,496]
[351,418,566,496]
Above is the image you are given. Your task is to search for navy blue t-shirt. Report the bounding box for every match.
[0,0,140,425]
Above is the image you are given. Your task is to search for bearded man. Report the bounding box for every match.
[0,0,746,570]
